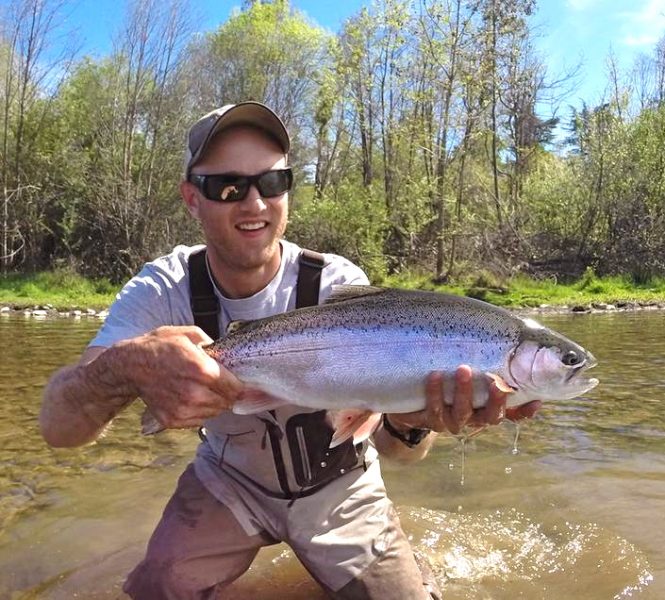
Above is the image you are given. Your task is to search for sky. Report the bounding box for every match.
[60,0,665,117]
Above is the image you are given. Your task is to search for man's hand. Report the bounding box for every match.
[40,325,242,448]
[116,325,243,431]
[385,365,542,436]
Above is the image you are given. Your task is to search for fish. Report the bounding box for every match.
[142,285,598,446]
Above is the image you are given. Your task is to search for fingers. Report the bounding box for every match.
[144,326,241,402]
[128,326,243,431]
[451,366,474,429]
[391,367,479,434]
[384,371,445,431]
[424,367,532,435]
[145,384,232,430]
[468,379,508,427]
[424,371,445,428]
[150,325,215,346]
[205,361,244,404]
[394,367,540,438]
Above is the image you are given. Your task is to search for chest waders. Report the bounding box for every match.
[188,248,368,502]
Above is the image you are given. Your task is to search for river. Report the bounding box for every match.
[0,310,662,599]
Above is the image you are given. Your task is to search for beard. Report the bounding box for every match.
[203,216,286,275]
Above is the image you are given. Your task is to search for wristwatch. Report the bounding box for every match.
[382,414,431,448]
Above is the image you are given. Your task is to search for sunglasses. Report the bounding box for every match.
[188,168,293,203]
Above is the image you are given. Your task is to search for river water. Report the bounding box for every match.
[0,310,663,599]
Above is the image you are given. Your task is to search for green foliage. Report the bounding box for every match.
[191,0,330,165]
[382,269,665,308]
[0,269,118,309]
[289,181,389,281]
[3,0,665,292]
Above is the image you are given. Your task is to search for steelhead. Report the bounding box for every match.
[143,286,598,445]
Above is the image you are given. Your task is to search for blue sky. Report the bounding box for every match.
[535,0,665,106]
[62,0,665,115]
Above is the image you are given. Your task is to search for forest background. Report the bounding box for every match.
[2,0,665,300]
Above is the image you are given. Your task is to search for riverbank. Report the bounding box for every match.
[383,268,665,314]
[0,270,117,312]
[2,268,665,317]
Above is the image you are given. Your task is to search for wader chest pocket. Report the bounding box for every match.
[286,411,364,488]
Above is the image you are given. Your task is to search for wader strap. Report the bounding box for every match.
[188,246,333,499]
[296,249,325,308]
[188,248,220,340]
[188,247,324,338]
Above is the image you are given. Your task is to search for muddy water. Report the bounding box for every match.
[0,311,663,599]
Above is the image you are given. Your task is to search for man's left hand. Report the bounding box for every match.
[385,365,542,436]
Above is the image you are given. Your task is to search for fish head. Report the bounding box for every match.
[506,317,599,402]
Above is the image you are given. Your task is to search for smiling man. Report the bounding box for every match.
[40,101,539,599]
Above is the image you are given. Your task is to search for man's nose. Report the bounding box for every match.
[240,184,267,210]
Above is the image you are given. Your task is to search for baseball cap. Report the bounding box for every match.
[183,101,290,180]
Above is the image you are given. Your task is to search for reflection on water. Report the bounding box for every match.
[0,311,664,598]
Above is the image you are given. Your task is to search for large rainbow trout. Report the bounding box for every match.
[177,285,597,446]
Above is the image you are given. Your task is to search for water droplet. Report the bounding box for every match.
[449,433,472,485]
[512,422,521,455]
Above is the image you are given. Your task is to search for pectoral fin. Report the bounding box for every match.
[232,388,289,414]
[485,372,516,393]
[328,409,382,448]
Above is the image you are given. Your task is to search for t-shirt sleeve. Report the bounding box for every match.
[89,263,183,348]
[319,254,370,303]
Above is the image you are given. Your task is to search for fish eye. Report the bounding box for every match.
[561,350,582,366]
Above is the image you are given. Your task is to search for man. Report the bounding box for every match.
[40,101,539,599]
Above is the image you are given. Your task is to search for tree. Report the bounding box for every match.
[0,0,74,271]
[51,0,194,279]
[184,0,330,168]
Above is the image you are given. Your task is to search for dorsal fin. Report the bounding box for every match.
[323,284,387,305]
[226,319,251,334]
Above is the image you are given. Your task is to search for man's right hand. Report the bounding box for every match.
[115,325,243,431]
[40,325,242,448]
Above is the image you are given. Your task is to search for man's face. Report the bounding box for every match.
[184,126,288,274]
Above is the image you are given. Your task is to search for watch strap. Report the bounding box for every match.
[382,414,431,448]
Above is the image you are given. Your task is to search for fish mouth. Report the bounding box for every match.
[569,376,599,396]
[565,362,599,395]
[566,363,585,382]
[566,353,598,383]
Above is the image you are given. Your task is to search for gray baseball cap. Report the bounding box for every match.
[183,101,290,180]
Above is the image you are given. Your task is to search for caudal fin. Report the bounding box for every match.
[141,408,164,435]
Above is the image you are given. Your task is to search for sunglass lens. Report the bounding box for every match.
[210,179,248,202]
[258,170,291,197]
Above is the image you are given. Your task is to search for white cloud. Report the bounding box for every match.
[566,0,601,11]
[624,33,661,46]
[619,0,665,47]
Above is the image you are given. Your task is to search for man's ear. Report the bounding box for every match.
[180,181,201,219]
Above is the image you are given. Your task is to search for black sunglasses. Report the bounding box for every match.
[188,168,293,203]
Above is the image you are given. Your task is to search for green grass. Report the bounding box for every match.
[2,267,665,311]
[0,270,119,310]
[382,269,665,308]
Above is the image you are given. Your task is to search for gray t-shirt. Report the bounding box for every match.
[92,239,368,345]
[91,239,374,533]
